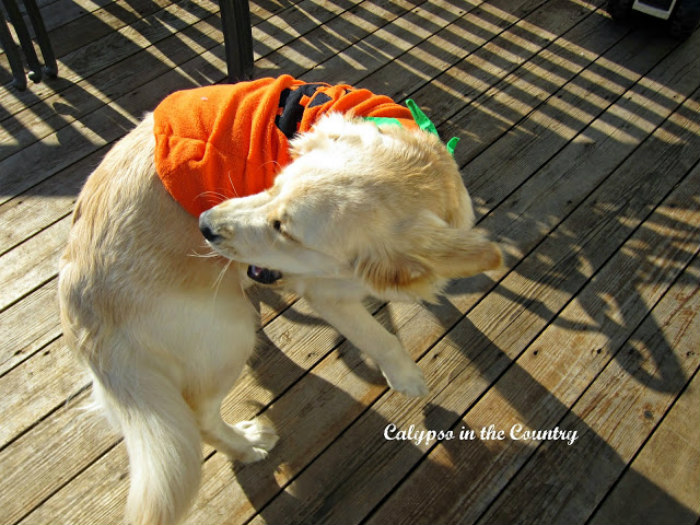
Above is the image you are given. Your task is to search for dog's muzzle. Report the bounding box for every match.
[199,211,283,285]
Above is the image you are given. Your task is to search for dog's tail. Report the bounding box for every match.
[92,368,202,525]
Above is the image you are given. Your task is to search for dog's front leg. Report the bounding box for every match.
[306,296,428,397]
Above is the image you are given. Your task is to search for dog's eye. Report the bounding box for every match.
[271,219,299,243]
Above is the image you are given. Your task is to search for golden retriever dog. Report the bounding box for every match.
[58,78,501,525]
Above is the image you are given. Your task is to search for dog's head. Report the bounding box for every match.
[199,113,502,301]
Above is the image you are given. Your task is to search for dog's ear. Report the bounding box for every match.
[354,249,432,298]
[420,227,503,280]
[354,215,502,301]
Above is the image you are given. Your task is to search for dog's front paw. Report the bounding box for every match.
[234,419,279,464]
[383,362,429,397]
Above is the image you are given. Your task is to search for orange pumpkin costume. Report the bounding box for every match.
[152,75,418,216]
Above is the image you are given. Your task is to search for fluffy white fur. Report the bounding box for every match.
[58,111,501,525]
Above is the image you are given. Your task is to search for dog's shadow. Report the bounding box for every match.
[222,287,455,522]
[247,285,387,383]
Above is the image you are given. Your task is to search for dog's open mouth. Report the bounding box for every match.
[247,265,283,284]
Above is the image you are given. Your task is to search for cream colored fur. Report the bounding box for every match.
[58,111,501,525]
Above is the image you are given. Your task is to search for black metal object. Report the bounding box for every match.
[1,0,57,90]
[607,0,700,39]
[668,0,700,38]
[219,0,254,82]
[0,6,26,89]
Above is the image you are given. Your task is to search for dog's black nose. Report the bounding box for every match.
[200,224,221,243]
[199,212,222,243]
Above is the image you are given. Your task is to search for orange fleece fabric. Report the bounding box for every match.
[153,75,417,216]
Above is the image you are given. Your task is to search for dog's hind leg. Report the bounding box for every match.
[160,283,279,465]
[193,394,278,463]
[90,361,203,525]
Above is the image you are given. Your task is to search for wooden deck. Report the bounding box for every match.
[1,0,699,523]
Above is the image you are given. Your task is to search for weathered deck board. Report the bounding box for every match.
[1,0,699,524]
[478,250,700,525]
[0,279,60,374]
[589,366,700,525]
[0,389,118,525]
[34,0,173,59]
[452,26,681,195]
